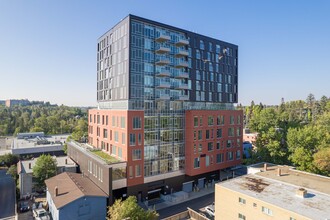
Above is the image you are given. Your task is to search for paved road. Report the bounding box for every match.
[158,193,214,219]
[0,169,16,219]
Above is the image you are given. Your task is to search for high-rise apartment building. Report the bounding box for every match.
[86,14,242,202]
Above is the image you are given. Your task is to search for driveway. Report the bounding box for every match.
[0,169,16,219]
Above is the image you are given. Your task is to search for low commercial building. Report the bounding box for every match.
[45,172,108,220]
[11,133,68,158]
[215,163,330,220]
[17,156,77,197]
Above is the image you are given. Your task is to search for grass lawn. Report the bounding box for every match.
[91,150,120,164]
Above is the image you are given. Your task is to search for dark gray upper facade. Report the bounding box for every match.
[96,15,238,110]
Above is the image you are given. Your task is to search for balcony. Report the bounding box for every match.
[157,94,170,100]
[156,58,170,66]
[156,46,170,54]
[175,39,189,47]
[175,72,189,79]
[174,84,189,90]
[175,49,189,58]
[175,61,189,68]
[178,95,189,101]
[156,70,171,77]
[156,34,171,42]
[156,82,171,89]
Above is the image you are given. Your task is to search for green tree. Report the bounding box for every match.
[0,153,19,168]
[313,147,330,176]
[107,196,158,220]
[32,154,57,188]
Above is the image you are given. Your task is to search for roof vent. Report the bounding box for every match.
[54,186,58,197]
[296,188,307,198]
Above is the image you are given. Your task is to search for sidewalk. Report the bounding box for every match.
[152,186,215,211]
[141,169,244,211]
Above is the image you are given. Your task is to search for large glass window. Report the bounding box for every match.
[194,116,198,127]
[194,157,200,168]
[200,40,204,50]
[208,142,213,151]
[130,134,136,146]
[133,117,142,129]
[216,153,223,163]
[132,149,141,160]
[208,116,214,126]
[262,206,273,216]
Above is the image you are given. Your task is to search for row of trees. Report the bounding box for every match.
[242,94,330,176]
[0,104,88,141]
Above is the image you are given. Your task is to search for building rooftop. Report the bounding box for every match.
[45,172,107,209]
[218,165,330,220]
[18,156,77,174]
[12,134,69,149]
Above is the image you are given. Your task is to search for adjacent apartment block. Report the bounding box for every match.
[78,14,242,203]
[215,163,330,220]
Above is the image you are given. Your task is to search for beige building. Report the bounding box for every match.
[215,163,330,220]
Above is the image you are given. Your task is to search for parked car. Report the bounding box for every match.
[19,201,30,212]
[33,208,50,220]
[205,204,215,217]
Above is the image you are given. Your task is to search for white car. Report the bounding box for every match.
[33,208,50,220]
[205,204,215,217]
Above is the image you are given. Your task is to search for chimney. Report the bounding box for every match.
[54,186,58,197]
[264,163,268,171]
[277,168,281,176]
[29,163,31,169]
[65,159,67,165]
[296,188,307,198]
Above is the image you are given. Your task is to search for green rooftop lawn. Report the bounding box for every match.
[91,150,120,164]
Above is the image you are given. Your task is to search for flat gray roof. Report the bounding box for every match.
[218,167,330,220]
[19,156,76,174]
[12,134,69,149]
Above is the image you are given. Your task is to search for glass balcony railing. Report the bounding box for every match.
[156,82,171,88]
[156,58,170,66]
[178,95,189,101]
[174,83,189,90]
[175,49,189,58]
[156,69,171,77]
[156,46,171,54]
[175,61,189,68]
[174,72,189,79]
[156,94,170,100]
[156,34,170,42]
[175,38,189,47]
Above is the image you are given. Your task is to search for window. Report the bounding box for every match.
[112,116,115,126]
[122,133,125,145]
[236,150,241,159]
[208,142,213,151]
[228,127,234,137]
[106,116,108,125]
[194,157,200,168]
[216,153,223,163]
[138,133,142,145]
[230,115,235,124]
[194,131,197,141]
[118,147,122,158]
[114,131,119,142]
[227,151,233,161]
[238,213,246,220]
[121,116,125,128]
[262,206,273,216]
[206,155,210,166]
[103,129,108,138]
[133,117,142,129]
[194,116,198,127]
[216,142,220,150]
[237,128,241,136]
[237,115,241,124]
[239,197,246,204]
[217,129,222,138]
[97,115,100,124]
[200,40,204,50]
[200,117,203,126]
[253,203,257,207]
[130,134,136,146]
[198,143,202,153]
[132,149,141,160]
[135,165,141,177]
[129,166,133,178]
[198,130,203,140]
[206,130,210,139]
[227,140,232,148]
[208,116,214,126]
[290,218,296,220]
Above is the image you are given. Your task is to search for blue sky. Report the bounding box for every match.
[0,0,329,106]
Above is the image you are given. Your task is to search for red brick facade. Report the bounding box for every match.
[185,110,243,176]
[88,109,144,187]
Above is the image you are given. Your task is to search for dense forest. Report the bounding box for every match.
[242,94,330,176]
[0,104,88,141]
